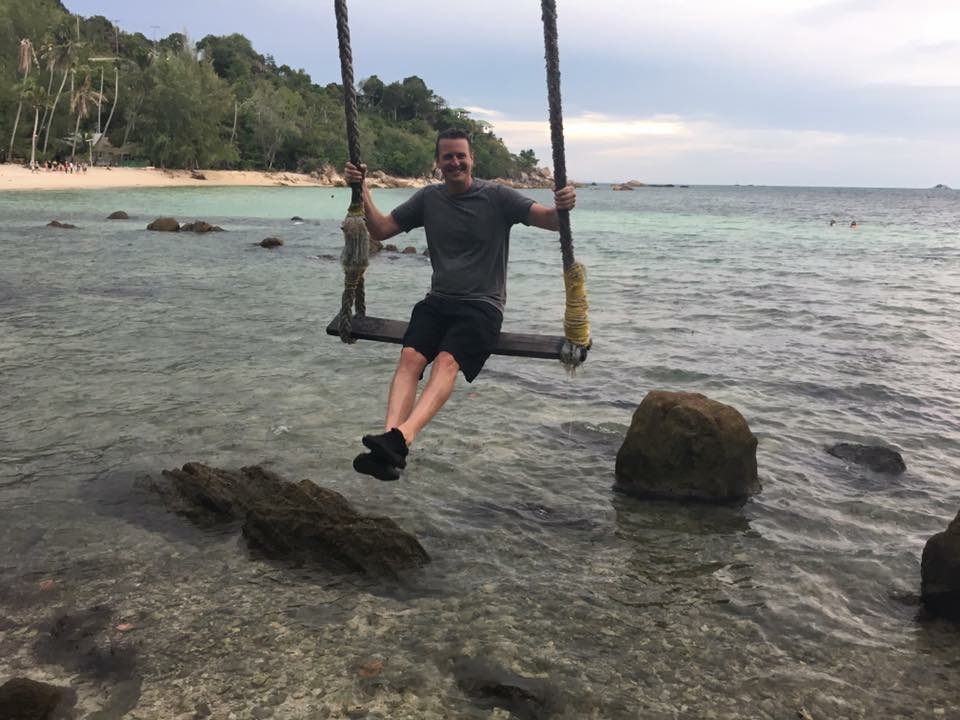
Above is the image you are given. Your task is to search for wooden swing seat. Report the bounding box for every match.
[325,315,569,360]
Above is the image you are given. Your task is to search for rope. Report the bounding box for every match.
[542,0,591,369]
[334,0,369,343]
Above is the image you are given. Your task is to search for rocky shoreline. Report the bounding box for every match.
[310,163,557,190]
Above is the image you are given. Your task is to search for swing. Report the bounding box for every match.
[326,0,591,369]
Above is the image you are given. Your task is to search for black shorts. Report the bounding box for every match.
[402,295,503,383]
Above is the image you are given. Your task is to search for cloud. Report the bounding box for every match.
[478,108,959,186]
[64,0,960,185]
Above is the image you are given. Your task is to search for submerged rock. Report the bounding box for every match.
[826,443,905,474]
[260,237,283,248]
[180,220,224,233]
[152,463,429,578]
[401,246,417,254]
[615,390,759,502]
[0,677,76,720]
[146,217,179,232]
[453,656,560,720]
[107,211,129,219]
[47,220,76,229]
[921,508,960,621]
[290,215,304,222]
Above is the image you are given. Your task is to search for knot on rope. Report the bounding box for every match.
[560,261,590,371]
[337,211,370,343]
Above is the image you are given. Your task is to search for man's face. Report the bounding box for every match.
[436,138,474,185]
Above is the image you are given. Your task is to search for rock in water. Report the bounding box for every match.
[146,217,179,232]
[826,443,906,474]
[921,508,960,620]
[615,390,759,502]
[0,677,76,719]
[260,237,283,248]
[452,656,560,720]
[180,220,223,233]
[107,211,129,219]
[47,220,76,229]
[151,463,429,578]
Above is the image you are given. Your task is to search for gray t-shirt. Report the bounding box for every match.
[391,179,535,312]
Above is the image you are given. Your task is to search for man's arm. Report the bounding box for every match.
[344,162,402,242]
[526,184,577,231]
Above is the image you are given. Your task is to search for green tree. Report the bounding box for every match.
[37,30,73,156]
[241,79,305,169]
[136,52,236,168]
[7,38,38,161]
[17,75,47,167]
[517,148,538,173]
[359,75,383,109]
[398,75,434,121]
[157,32,187,56]
[68,67,103,160]
[197,33,264,83]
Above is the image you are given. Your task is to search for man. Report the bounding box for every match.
[345,128,576,481]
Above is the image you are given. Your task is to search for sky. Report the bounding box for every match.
[64,0,960,187]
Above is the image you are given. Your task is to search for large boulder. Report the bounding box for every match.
[150,463,429,578]
[921,509,960,620]
[615,390,759,502]
[313,164,347,186]
[146,217,179,232]
[0,677,76,719]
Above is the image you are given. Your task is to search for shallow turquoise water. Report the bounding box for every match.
[1,184,959,718]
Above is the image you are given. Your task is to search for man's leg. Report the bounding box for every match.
[384,347,429,432]
[396,351,459,446]
[357,350,455,476]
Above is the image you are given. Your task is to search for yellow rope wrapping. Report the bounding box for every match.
[561,261,591,369]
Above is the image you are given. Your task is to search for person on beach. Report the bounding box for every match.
[344,128,577,481]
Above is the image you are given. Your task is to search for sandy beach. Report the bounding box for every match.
[0,164,338,192]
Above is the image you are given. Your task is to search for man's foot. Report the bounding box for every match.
[352,452,400,482]
[362,428,409,469]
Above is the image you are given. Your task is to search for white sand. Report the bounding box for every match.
[0,164,334,192]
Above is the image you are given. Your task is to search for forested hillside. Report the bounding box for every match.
[0,0,541,178]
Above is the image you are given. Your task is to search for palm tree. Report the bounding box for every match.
[92,61,121,160]
[69,69,103,161]
[21,79,48,168]
[40,39,72,156]
[7,39,39,162]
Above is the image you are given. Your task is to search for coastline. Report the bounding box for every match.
[0,164,554,192]
[0,164,435,192]
[0,165,337,192]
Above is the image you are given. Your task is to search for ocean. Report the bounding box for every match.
[1,184,958,718]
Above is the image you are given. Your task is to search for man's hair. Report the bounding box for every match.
[435,128,473,159]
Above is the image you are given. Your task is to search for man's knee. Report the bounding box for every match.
[398,346,429,374]
[432,351,460,376]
